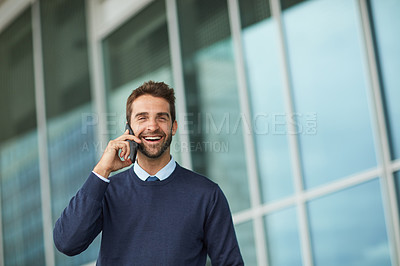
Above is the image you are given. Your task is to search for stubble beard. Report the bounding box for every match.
[138,129,173,159]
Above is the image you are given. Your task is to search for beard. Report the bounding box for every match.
[138,129,173,159]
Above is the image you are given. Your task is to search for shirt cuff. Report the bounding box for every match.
[92,171,110,183]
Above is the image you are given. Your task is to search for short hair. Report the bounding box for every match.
[126,81,176,123]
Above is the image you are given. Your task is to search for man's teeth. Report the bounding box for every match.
[144,136,161,141]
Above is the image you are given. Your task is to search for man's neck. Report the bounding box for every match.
[136,150,171,176]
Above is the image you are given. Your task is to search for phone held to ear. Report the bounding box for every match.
[125,123,138,162]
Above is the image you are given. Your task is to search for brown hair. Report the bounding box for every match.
[126,81,176,123]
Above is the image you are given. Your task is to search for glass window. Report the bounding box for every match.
[239,0,295,203]
[281,0,377,188]
[395,171,400,215]
[102,1,181,163]
[308,179,391,266]
[235,221,257,266]
[281,0,303,11]
[41,0,91,119]
[177,0,251,213]
[264,207,302,266]
[369,0,400,160]
[0,9,45,265]
[39,0,99,264]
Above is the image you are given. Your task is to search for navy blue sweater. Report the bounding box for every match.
[53,163,244,265]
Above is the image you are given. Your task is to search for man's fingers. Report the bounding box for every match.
[115,131,130,140]
[131,135,141,143]
[95,138,134,178]
[115,130,142,143]
[107,140,129,158]
[120,141,130,160]
[110,140,133,164]
[122,157,133,167]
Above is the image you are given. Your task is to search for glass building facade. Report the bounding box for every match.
[0,0,399,265]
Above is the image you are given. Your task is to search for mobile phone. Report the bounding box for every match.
[125,123,138,162]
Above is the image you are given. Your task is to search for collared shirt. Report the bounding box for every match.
[133,156,176,181]
[93,156,176,183]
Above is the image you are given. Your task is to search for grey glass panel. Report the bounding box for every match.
[308,179,391,266]
[238,0,271,29]
[395,171,400,215]
[239,0,294,203]
[0,9,45,265]
[41,0,91,119]
[369,0,400,160]
[264,207,302,266]
[177,0,251,213]
[103,1,171,93]
[40,0,99,264]
[282,0,376,188]
[281,0,304,11]
[235,221,257,266]
[0,12,37,140]
[102,1,180,164]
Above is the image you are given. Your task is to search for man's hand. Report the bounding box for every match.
[93,130,141,178]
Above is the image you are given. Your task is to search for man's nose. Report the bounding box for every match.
[146,118,159,131]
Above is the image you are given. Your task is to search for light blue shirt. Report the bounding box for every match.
[134,156,176,181]
[93,156,176,182]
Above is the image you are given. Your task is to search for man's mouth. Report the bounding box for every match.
[143,136,162,143]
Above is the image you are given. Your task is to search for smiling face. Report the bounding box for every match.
[130,94,177,160]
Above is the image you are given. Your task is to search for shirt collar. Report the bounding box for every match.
[133,156,176,181]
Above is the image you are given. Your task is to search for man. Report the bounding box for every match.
[53,81,244,265]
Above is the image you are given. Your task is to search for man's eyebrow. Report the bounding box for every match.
[134,112,149,118]
[157,112,170,118]
[134,112,170,118]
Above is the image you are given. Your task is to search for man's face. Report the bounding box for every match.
[130,95,177,159]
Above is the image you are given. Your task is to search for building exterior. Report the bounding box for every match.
[0,0,399,265]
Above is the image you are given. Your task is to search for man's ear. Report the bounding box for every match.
[172,120,178,136]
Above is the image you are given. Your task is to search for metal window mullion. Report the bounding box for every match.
[227,0,268,265]
[31,1,55,266]
[86,0,109,160]
[165,0,193,170]
[357,1,400,265]
[97,0,154,41]
[236,166,380,224]
[0,0,31,33]
[269,0,313,265]
[393,159,400,172]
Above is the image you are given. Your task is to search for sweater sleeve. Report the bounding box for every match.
[204,186,244,266]
[53,172,108,256]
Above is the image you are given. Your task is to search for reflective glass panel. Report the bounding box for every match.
[239,0,294,203]
[102,1,180,164]
[235,221,257,266]
[308,179,391,266]
[369,0,400,160]
[264,207,302,266]
[0,9,45,265]
[395,171,400,215]
[281,0,376,188]
[40,0,99,264]
[177,0,251,213]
